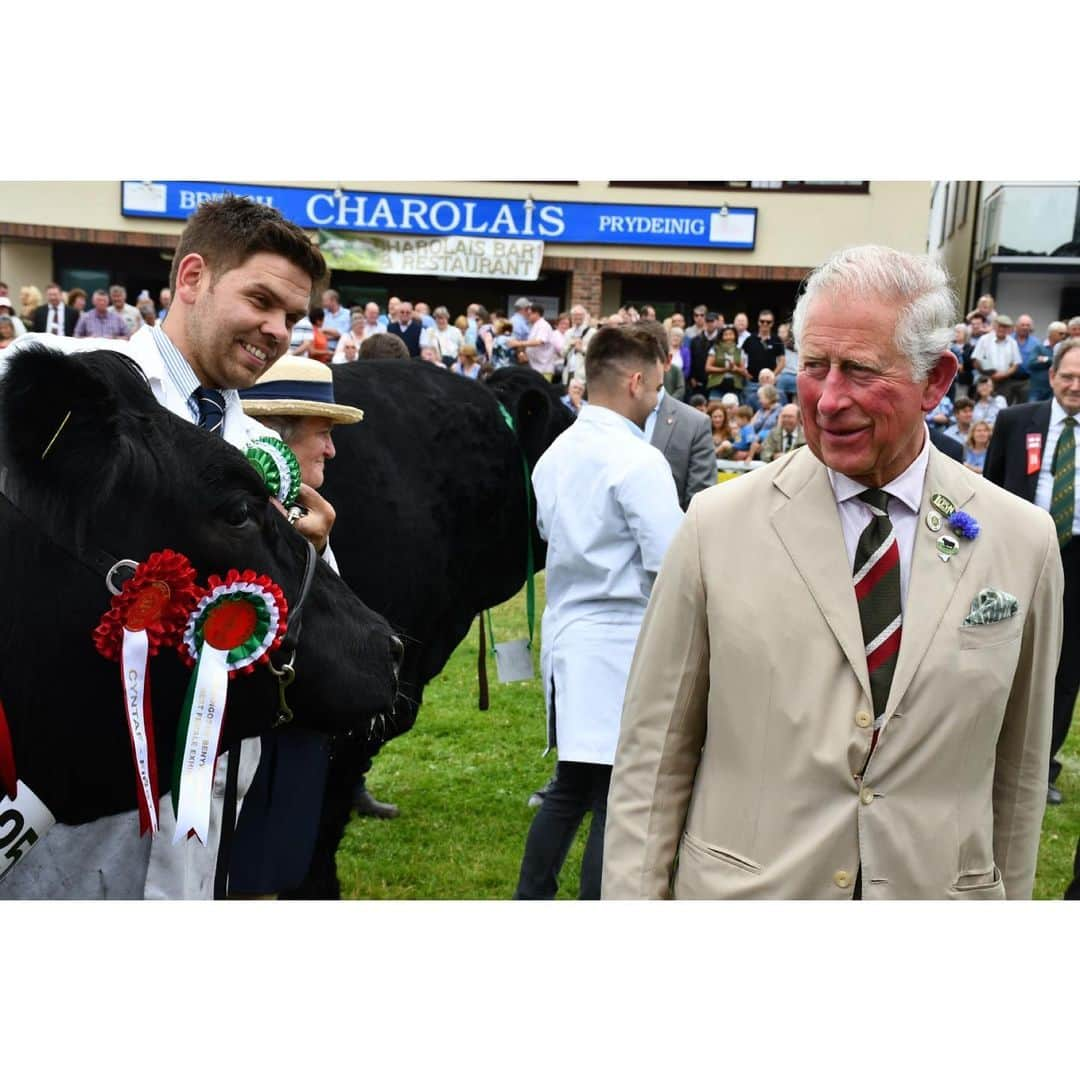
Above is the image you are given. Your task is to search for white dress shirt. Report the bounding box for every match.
[972,333,1022,375]
[1034,397,1080,537]
[643,387,665,443]
[533,402,684,764]
[827,432,930,615]
[47,303,66,336]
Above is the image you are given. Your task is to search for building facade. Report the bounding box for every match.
[931,181,1080,332]
[0,181,931,323]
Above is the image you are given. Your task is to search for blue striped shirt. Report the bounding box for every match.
[150,324,240,423]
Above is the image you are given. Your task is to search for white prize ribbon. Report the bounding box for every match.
[0,781,55,883]
[173,644,229,845]
[121,628,159,833]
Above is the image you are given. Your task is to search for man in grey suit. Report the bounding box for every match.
[641,320,715,510]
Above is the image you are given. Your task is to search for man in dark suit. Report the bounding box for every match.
[984,336,1080,807]
[386,299,422,358]
[649,380,715,510]
[928,421,964,462]
[31,283,79,336]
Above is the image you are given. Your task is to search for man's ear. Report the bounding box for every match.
[921,350,958,411]
[173,252,208,304]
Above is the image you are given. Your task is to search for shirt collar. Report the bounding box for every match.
[579,401,645,440]
[651,387,666,417]
[1049,396,1077,428]
[827,427,930,515]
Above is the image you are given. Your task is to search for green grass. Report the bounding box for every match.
[338,575,1078,900]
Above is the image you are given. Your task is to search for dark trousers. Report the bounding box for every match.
[1050,539,1080,783]
[514,760,612,900]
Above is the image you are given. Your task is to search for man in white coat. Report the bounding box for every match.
[0,196,327,899]
[513,324,683,900]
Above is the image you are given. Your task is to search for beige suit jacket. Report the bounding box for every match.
[603,443,1063,899]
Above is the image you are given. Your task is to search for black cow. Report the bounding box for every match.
[0,346,400,842]
[286,361,573,898]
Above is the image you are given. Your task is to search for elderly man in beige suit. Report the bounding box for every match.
[603,245,1063,900]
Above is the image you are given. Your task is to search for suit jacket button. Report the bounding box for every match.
[860,787,875,805]
[855,711,873,729]
[833,870,850,888]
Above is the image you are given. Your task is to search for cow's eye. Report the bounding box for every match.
[220,500,251,528]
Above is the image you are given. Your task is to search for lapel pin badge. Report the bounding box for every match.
[926,510,942,532]
[930,492,956,518]
[937,535,960,562]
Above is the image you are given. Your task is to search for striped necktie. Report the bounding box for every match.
[193,387,226,437]
[853,488,902,727]
[1051,417,1076,548]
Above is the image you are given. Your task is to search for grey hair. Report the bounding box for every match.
[792,244,957,382]
[257,415,302,443]
[433,306,450,320]
[1052,337,1080,373]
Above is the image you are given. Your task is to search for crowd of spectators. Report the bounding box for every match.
[929,295,1080,474]
[7,276,1079,475]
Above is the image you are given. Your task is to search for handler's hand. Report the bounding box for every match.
[271,485,336,553]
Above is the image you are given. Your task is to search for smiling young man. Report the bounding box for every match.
[604,245,1063,901]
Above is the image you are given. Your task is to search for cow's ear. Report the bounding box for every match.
[510,387,552,471]
[0,344,128,493]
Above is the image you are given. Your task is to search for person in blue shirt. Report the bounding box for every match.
[1029,321,1067,402]
[963,420,992,474]
[1009,313,1042,402]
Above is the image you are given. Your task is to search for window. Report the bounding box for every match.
[946,182,957,239]
[957,182,970,228]
[607,181,870,194]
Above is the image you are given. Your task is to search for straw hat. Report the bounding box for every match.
[238,354,363,424]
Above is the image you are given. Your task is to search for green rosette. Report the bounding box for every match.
[245,437,302,506]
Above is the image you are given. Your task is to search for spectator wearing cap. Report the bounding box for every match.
[515,303,558,379]
[511,297,532,341]
[231,355,385,892]
[0,295,27,336]
[688,310,722,398]
[741,309,786,408]
[972,314,1024,404]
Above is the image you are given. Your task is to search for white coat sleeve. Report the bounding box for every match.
[617,450,684,575]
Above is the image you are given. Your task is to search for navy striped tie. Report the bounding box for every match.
[193,387,226,437]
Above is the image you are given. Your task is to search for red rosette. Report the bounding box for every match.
[177,569,288,678]
[93,550,206,661]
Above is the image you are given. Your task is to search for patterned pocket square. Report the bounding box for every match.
[963,588,1019,626]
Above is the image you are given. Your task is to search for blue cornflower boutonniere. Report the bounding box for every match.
[948,510,980,540]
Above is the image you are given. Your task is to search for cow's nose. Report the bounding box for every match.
[389,635,405,679]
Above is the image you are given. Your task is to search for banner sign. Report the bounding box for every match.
[121,182,757,251]
[318,230,543,279]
